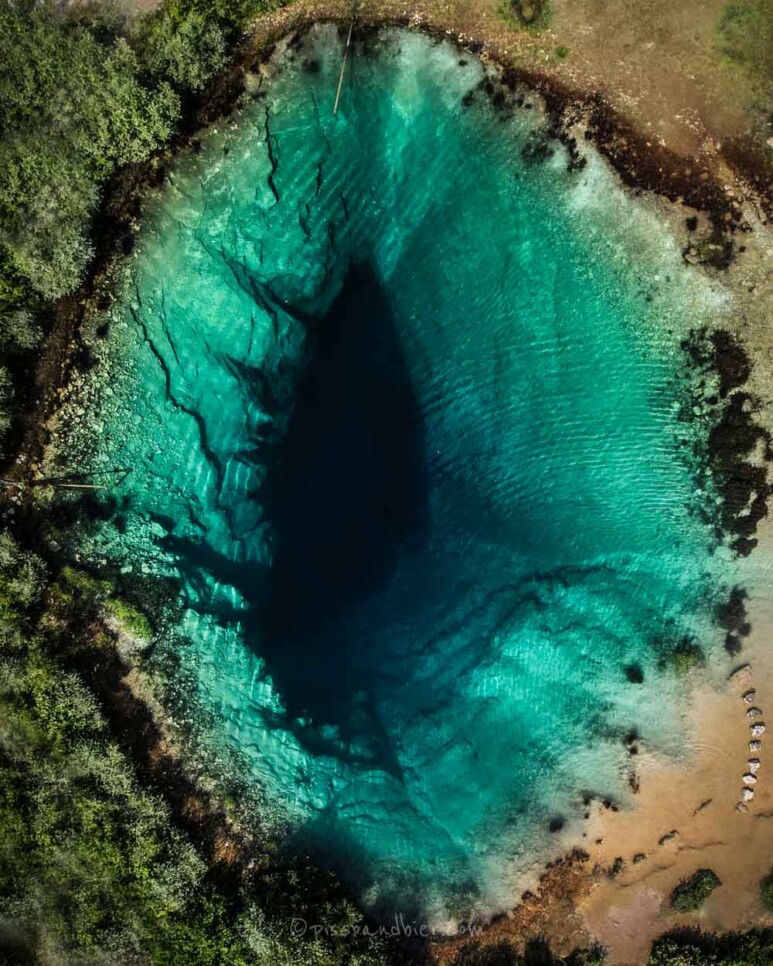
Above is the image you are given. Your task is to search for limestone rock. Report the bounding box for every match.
[743,773,758,785]
[731,664,753,688]
[742,787,755,802]
[751,724,766,738]
[748,759,761,774]
[750,740,763,752]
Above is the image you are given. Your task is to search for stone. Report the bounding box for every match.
[736,801,749,812]
[730,664,753,688]
[747,707,763,719]
[751,724,766,738]
[742,787,755,802]
[750,740,763,752]
[743,773,758,785]
[748,759,761,774]
[743,689,757,705]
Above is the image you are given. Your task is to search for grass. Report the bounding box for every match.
[670,869,722,912]
[716,0,773,102]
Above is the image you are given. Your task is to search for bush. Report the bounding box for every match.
[0,530,395,965]
[650,928,773,965]
[670,869,722,912]
[104,595,153,640]
[759,869,773,911]
[140,8,228,91]
[0,3,180,299]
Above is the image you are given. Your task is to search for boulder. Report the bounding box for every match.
[750,739,763,752]
[751,724,766,737]
[743,689,757,705]
[748,759,761,774]
[742,787,755,802]
[736,801,749,812]
[743,773,758,785]
[746,707,763,719]
[731,664,753,688]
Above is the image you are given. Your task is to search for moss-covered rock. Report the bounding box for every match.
[670,868,721,912]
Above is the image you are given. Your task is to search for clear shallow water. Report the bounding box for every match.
[72,25,732,925]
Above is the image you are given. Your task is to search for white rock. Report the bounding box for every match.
[743,773,758,785]
[748,759,761,774]
[747,707,763,719]
[751,724,766,738]
[736,801,749,813]
[742,787,755,802]
[743,689,757,705]
[750,740,763,752]
[731,664,753,688]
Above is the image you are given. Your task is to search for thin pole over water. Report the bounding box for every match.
[333,13,356,116]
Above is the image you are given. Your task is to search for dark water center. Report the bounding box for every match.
[262,266,427,732]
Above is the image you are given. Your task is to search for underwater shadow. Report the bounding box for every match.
[254,263,429,738]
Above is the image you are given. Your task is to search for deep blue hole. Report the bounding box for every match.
[261,265,428,733]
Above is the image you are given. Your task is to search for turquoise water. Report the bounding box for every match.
[72,26,732,925]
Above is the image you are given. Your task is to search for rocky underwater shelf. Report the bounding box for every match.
[32,22,772,932]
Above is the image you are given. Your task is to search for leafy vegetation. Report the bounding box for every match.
[0,0,281,451]
[449,939,606,965]
[650,928,773,965]
[0,530,396,964]
[670,869,722,912]
[0,3,180,300]
[500,0,553,32]
[717,0,773,89]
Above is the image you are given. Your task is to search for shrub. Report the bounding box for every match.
[0,534,45,615]
[670,869,722,912]
[0,4,180,299]
[650,927,773,965]
[104,595,153,640]
[505,0,553,30]
[140,8,228,91]
[759,869,773,911]
[659,638,705,676]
